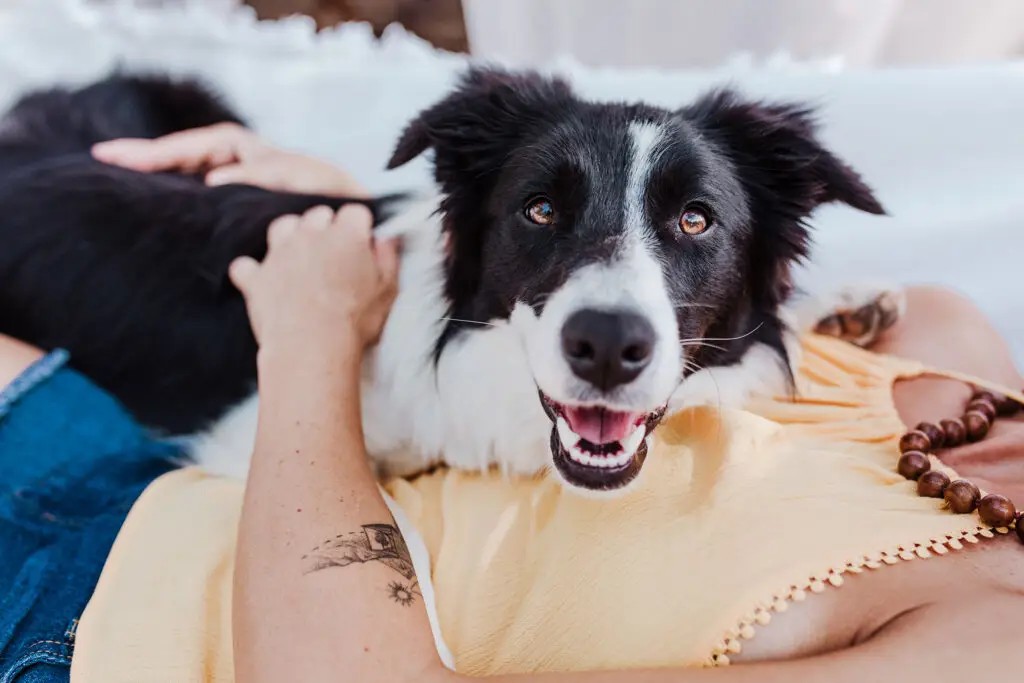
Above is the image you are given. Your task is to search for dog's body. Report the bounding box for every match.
[0,72,889,491]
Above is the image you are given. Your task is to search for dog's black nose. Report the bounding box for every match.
[561,309,656,391]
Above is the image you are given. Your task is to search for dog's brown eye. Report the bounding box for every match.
[524,197,555,226]
[679,207,709,235]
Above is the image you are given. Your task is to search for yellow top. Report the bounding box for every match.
[69,337,1020,682]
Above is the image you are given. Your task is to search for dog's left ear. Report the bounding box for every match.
[387,68,574,187]
[686,90,885,316]
[684,90,885,217]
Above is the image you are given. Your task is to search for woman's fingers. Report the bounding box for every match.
[301,205,336,231]
[267,215,300,250]
[204,163,249,187]
[266,207,341,255]
[228,256,260,295]
[374,238,401,289]
[205,159,283,188]
[92,123,254,173]
[332,204,374,241]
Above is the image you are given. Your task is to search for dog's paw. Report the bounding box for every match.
[810,285,905,348]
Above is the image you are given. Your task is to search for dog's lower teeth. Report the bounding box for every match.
[558,417,647,469]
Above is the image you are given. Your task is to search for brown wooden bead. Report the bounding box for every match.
[916,470,950,498]
[944,479,981,514]
[966,399,997,422]
[940,418,967,447]
[914,422,945,450]
[1016,513,1024,544]
[897,451,930,480]
[963,410,991,442]
[899,430,932,454]
[995,394,1021,417]
[972,390,998,405]
[977,494,1017,527]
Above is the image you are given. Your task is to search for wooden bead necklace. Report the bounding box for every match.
[897,390,1024,543]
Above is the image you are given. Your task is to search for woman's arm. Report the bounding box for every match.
[230,205,445,683]
[236,344,446,682]
[0,334,43,389]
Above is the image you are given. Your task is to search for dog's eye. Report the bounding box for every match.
[524,197,556,226]
[679,206,710,235]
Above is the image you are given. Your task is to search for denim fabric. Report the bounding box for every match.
[0,351,180,682]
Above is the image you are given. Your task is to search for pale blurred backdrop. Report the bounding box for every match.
[240,0,1024,67]
[4,1,1024,360]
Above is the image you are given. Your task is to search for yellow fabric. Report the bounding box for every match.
[70,336,1016,681]
[71,469,242,683]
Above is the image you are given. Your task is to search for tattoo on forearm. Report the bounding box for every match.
[301,523,421,606]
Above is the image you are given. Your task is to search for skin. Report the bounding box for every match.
[3,126,1022,680]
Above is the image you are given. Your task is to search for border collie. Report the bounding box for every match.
[0,69,888,493]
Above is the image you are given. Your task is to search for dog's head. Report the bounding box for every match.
[389,68,883,492]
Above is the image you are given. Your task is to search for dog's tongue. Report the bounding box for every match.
[563,406,639,444]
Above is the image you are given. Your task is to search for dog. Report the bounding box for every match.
[0,69,895,493]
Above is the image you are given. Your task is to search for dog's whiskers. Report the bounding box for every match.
[680,340,728,353]
[439,316,499,328]
[681,359,705,375]
[679,322,765,345]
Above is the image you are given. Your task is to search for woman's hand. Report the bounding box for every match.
[92,122,367,197]
[228,205,399,356]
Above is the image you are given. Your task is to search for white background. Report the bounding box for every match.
[464,0,1024,68]
[2,1,1023,362]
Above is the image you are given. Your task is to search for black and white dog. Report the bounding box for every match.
[0,69,891,493]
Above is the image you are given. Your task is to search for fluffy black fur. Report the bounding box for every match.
[388,69,884,380]
[0,75,393,434]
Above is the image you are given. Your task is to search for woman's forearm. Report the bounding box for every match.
[233,341,446,683]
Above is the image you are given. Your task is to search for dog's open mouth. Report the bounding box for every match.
[540,393,667,491]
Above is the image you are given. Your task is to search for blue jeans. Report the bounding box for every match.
[0,351,180,682]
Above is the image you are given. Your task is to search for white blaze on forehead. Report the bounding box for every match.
[511,119,682,412]
[625,121,666,237]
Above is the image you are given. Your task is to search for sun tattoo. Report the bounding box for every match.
[387,580,421,607]
[302,523,420,606]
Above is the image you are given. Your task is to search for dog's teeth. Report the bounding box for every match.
[561,418,646,469]
[557,417,579,450]
[567,442,587,465]
[621,424,645,455]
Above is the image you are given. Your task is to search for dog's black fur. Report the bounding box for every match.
[0,75,390,434]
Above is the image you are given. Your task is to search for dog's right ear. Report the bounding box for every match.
[387,68,574,183]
